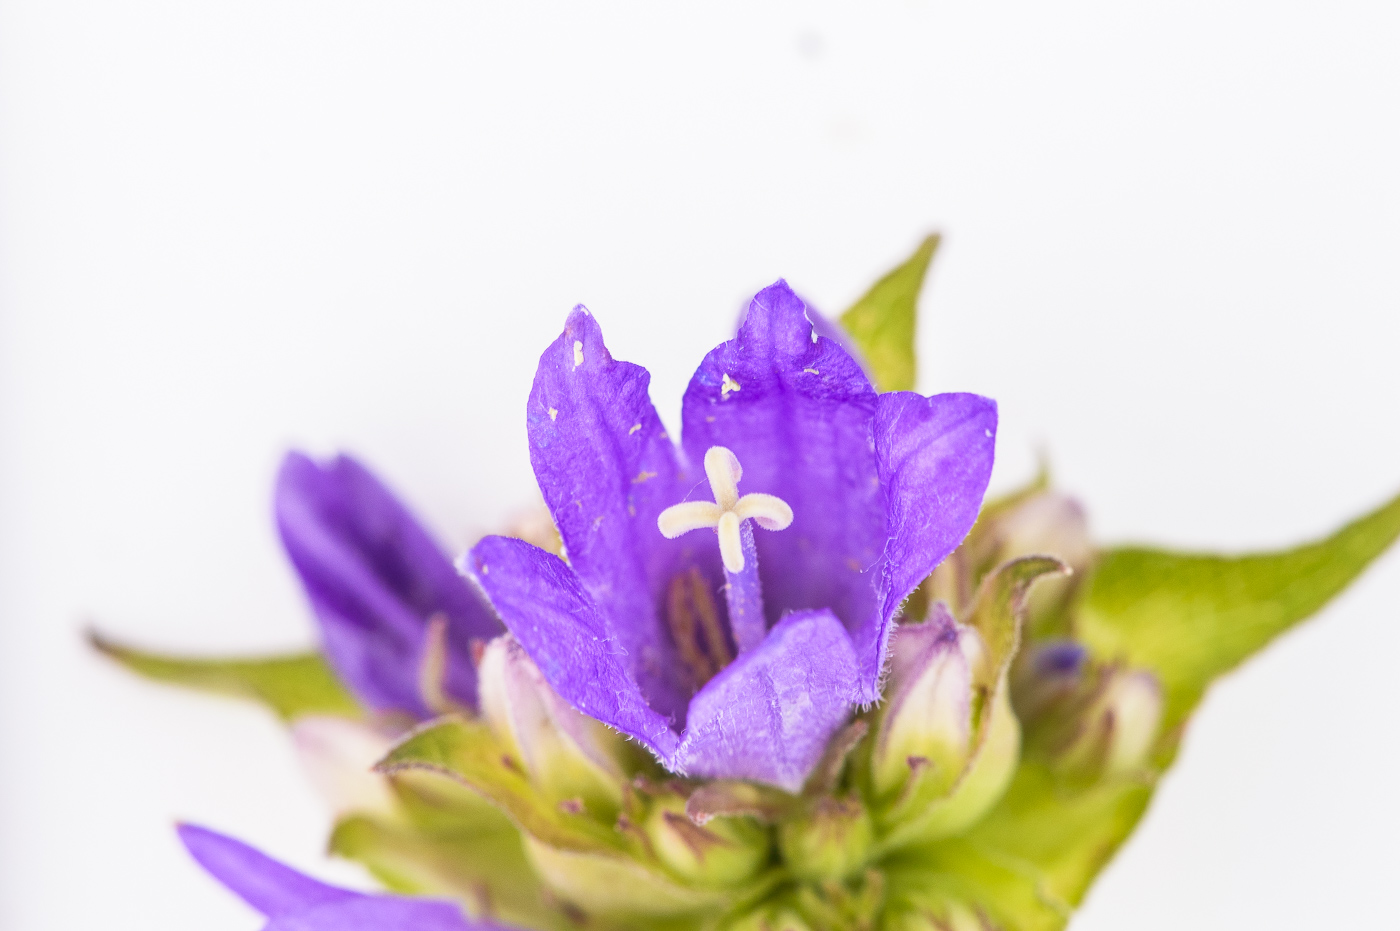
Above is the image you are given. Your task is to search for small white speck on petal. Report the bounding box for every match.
[803,367,819,375]
[549,407,559,421]
[984,428,992,437]
[628,422,642,435]
[810,328,819,343]
[573,340,584,368]
[721,373,741,399]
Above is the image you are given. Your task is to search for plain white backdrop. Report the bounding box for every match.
[2,2,1398,928]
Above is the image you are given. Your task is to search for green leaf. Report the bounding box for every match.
[1076,486,1400,735]
[883,835,1065,931]
[839,234,940,393]
[89,630,361,721]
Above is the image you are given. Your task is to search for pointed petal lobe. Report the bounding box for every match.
[177,823,356,917]
[178,824,510,930]
[528,308,722,719]
[682,281,886,644]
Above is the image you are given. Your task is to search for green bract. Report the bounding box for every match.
[97,239,1400,931]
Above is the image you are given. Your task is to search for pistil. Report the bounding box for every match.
[658,447,793,655]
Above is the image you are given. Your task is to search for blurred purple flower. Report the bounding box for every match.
[275,453,501,719]
[464,280,997,790]
[177,823,513,930]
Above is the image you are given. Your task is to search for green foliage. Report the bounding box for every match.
[839,235,940,393]
[1076,487,1400,736]
[950,762,1153,914]
[89,631,361,721]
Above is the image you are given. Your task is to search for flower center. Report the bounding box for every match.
[656,447,793,573]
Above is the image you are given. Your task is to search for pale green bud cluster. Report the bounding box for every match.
[346,524,1166,931]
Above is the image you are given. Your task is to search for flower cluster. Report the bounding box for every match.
[98,240,1400,931]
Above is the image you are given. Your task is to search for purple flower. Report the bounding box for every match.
[177,823,511,930]
[464,281,996,790]
[275,453,501,719]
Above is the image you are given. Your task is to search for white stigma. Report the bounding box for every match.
[656,446,793,573]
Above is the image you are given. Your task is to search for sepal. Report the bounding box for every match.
[476,634,629,815]
[642,793,771,889]
[776,796,874,883]
[88,632,361,721]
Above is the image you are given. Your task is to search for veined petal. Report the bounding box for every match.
[528,307,722,720]
[177,824,509,930]
[275,453,499,718]
[464,535,681,761]
[682,281,886,650]
[864,392,997,697]
[674,609,860,792]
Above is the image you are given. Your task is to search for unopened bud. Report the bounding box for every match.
[995,492,1092,627]
[884,901,984,931]
[523,837,723,917]
[871,608,975,799]
[994,492,1094,572]
[1042,665,1163,779]
[1011,638,1088,725]
[291,716,398,816]
[643,794,770,889]
[477,634,626,812]
[722,904,813,931]
[777,795,873,882]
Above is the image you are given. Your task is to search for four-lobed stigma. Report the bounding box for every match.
[656,446,794,572]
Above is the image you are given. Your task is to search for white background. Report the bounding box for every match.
[2,2,1398,928]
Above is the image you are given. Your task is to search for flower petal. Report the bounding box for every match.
[464,535,681,762]
[275,452,500,718]
[263,896,491,931]
[528,307,723,720]
[866,392,997,696]
[176,823,356,917]
[674,609,859,791]
[178,824,508,930]
[682,281,885,645]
